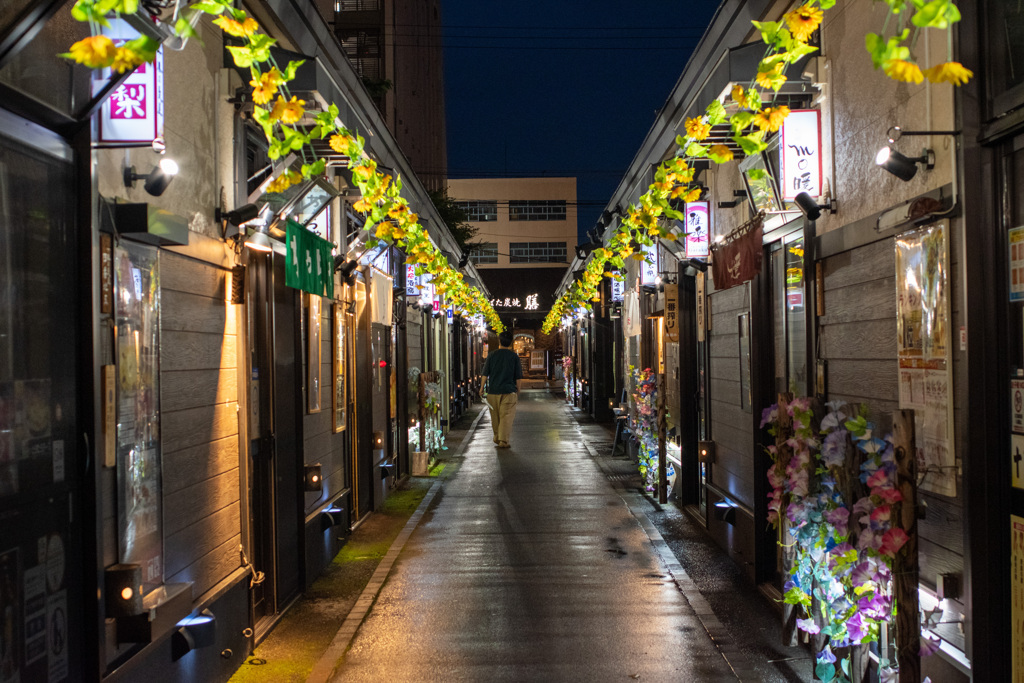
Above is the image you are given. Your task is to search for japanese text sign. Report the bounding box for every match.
[610,275,624,302]
[684,202,709,259]
[286,220,334,298]
[640,243,660,287]
[780,109,822,200]
[98,22,163,144]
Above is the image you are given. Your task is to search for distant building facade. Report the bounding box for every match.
[314,0,448,192]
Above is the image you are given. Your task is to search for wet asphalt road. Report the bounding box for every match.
[331,391,738,682]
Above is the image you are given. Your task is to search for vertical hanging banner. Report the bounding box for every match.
[286,220,334,298]
[895,222,955,496]
[610,274,625,302]
[405,263,419,297]
[664,284,679,343]
[684,202,710,259]
[710,214,764,291]
[779,109,822,200]
[640,242,660,286]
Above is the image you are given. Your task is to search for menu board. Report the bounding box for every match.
[895,223,956,496]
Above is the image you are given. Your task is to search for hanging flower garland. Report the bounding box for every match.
[543,0,968,334]
[763,398,938,682]
[63,0,502,332]
[629,366,672,492]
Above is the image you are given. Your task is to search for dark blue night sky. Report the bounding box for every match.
[442,1,721,244]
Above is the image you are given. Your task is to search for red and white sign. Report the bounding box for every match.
[97,22,163,144]
[684,201,709,259]
[779,109,822,200]
[405,264,420,297]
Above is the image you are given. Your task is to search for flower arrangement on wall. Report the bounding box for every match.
[63,0,502,332]
[764,397,939,682]
[542,0,969,334]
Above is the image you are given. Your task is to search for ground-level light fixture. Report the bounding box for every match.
[124,157,179,196]
[304,464,323,492]
[793,192,838,221]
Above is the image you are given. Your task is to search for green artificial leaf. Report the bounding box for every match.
[283,59,305,82]
[841,658,851,676]
[686,142,708,157]
[121,0,138,14]
[730,111,756,133]
[819,0,836,8]
[761,52,790,68]
[663,205,685,221]
[124,35,159,61]
[735,132,768,155]
[912,0,960,28]
[745,88,763,111]
[174,16,200,41]
[675,134,690,149]
[706,99,727,125]
[786,42,819,61]
[752,20,783,45]
[226,44,254,68]
[815,662,836,681]
[191,1,227,14]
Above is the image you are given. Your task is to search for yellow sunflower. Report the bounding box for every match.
[682,187,703,202]
[784,4,824,42]
[329,133,356,154]
[922,62,973,86]
[731,84,748,108]
[213,15,259,38]
[110,47,146,73]
[883,59,924,84]
[684,117,712,141]
[265,170,301,194]
[708,144,734,163]
[753,105,791,132]
[250,67,284,104]
[755,63,787,90]
[66,35,115,69]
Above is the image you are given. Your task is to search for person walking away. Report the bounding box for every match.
[481,331,523,448]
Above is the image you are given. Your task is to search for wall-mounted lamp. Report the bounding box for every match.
[379,462,395,480]
[105,564,144,617]
[713,499,737,525]
[372,431,385,449]
[334,257,359,285]
[875,126,960,182]
[793,192,838,221]
[682,258,708,278]
[717,189,747,209]
[875,146,934,182]
[245,230,274,253]
[600,204,625,227]
[319,504,347,531]
[574,241,599,261]
[124,158,179,196]
[217,203,260,234]
[697,440,716,463]
[304,464,323,492]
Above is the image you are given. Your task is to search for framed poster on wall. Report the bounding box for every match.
[333,301,347,432]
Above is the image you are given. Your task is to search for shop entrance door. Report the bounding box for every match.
[246,251,302,635]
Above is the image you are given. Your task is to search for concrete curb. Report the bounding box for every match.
[571,406,759,682]
[307,406,487,683]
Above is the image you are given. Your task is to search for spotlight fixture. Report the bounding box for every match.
[217,203,260,228]
[574,242,599,260]
[682,258,708,277]
[245,230,273,253]
[717,189,747,209]
[793,192,838,221]
[334,258,359,285]
[875,146,934,182]
[124,158,179,196]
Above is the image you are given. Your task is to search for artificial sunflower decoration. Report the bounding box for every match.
[784,4,824,42]
[753,105,791,133]
[251,67,284,104]
[883,58,923,84]
[731,84,748,109]
[923,61,972,86]
[708,144,734,164]
[64,35,115,68]
[684,117,712,141]
[110,46,146,73]
[329,133,357,154]
[213,15,259,38]
[265,169,301,194]
[755,62,787,91]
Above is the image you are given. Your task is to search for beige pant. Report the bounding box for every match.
[486,392,518,444]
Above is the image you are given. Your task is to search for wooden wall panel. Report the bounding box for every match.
[163,436,238,494]
[162,330,237,372]
[819,320,896,360]
[162,368,238,412]
[164,469,240,536]
[163,403,238,453]
[164,502,240,577]
[167,535,242,598]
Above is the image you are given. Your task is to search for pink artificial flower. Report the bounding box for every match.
[875,488,903,504]
[880,528,909,556]
[870,505,891,523]
[866,468,891,489]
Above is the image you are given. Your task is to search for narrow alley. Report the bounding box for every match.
[307,391,807,682]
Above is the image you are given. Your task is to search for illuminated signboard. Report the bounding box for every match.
[489,294,540,309]
[610,275,625,302]
[640,242,659,287]
[98,22,163,145]
[684,201,709,259]
[780,109,822,200]
[406,264,419,297]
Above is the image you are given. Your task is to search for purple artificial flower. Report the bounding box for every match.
[816,645,836,663]
[857,592,892,620]
[821,430,848,467]
[920,636,941,657]
[824,507,850,536]
[797,617,821,634]
[761,404,778,428]
[851,561,873,586]
[846,611,867,643]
